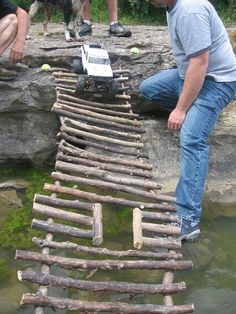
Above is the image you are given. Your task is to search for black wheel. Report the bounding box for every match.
[73,59,84,74]
[107,80,119,98]
[75,75,87,93]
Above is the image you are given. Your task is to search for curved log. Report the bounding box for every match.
[59,141,152,170]
[54,102,141,127]
[56,154,152,178]
[61,132,148,158]
[64,118,141,140]
[60,125,144,148]
[53,106,145,133]
[58,99,139,118]
[58,92,131,110]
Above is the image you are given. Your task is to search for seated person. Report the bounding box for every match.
[0,0,29,80]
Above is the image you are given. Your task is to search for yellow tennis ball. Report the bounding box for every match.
[130,47,140,55]
[41,64,51,71]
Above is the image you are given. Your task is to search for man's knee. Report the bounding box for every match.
[0,14,18,31]
[139,79,150,98]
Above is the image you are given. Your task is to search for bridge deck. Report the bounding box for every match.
[16,67,194,314]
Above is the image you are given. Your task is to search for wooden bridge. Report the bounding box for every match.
[15,67,194,313]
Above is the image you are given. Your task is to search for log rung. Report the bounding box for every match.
[18,270,186,294]
[20,294,195,313]
[31,218,94,239]
[15,250,193,270]
[32,238,183,259]
[33,202,94,226]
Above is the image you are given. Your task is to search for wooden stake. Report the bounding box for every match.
[133,208,143,249]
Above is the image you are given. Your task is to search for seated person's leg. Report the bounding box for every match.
[0,14,18,80]
[0,14,18,55]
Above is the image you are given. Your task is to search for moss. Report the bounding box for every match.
[0,258,11,280]
[0,165,53,250]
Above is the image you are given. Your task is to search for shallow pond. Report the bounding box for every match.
[0,166,236,314]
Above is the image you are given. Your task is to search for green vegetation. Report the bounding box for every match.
[0,258,11,280]
[0,165,53,250]
[13,0,236,26]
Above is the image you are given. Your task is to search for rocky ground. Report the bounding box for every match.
[0,22,235,203]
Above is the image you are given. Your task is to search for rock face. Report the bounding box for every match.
[0,23,235,201]
[0,70,59,164]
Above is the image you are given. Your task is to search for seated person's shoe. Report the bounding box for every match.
[109,22,132,37]
[0,65,17,81]
[173,216,200,242]
[78,21,92,36]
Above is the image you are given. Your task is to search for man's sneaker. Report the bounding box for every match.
[78,21,92,36]
[173,216,200,242]
[0,65,17,81]
[109,22,132,37]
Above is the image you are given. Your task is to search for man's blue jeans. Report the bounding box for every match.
[140,69,236,223]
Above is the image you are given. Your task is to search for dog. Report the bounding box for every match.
[28,0,86,41]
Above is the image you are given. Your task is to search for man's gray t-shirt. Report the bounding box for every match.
[167,0,236,82]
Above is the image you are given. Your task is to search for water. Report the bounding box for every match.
[0,168,236,314]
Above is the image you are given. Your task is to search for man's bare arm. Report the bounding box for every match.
[10,7,29,63]
[168,50,209,130]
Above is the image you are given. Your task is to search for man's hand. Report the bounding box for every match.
[167,107,186,131]
[10,42,24,63]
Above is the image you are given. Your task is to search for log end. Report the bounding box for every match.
[17,270,23,281]
[92,236,103,246]
[134,241,143,250]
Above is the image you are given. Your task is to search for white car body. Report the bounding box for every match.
[81,44,113,79]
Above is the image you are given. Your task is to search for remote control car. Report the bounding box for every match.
[73,44,119,97]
